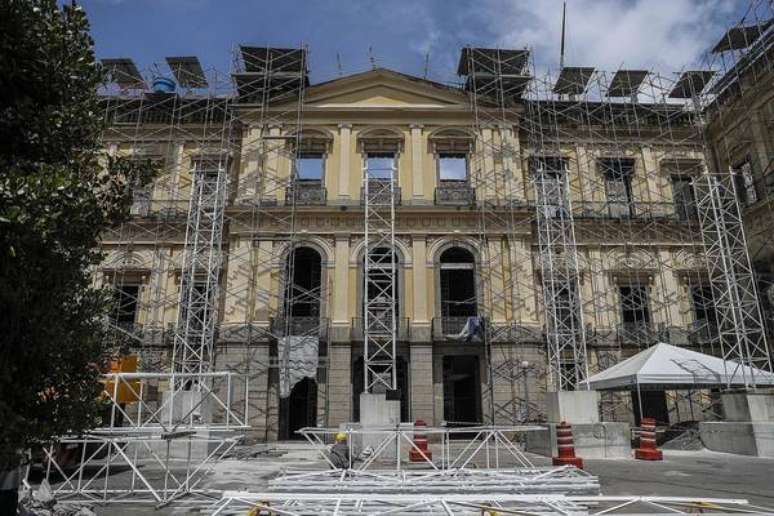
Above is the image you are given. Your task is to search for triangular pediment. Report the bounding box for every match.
[304,68,467,109]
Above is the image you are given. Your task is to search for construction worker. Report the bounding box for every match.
[329,431,351,469]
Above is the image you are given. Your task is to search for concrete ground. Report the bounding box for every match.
[35,443,774,514]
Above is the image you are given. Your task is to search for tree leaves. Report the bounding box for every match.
[0,0,157,469]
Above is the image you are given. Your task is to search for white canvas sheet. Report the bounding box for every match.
[278,336,319,398]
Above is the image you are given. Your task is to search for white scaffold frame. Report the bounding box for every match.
[38,371,248,506]
[295,425,541,471]
[209,492,769,516]
[694,172,773,389]
[269,467,600,497]
[362,158,399,392]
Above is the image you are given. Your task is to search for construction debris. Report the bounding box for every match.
[18,481,95,516]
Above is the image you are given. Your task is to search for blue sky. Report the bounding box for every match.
[77,0,752,85]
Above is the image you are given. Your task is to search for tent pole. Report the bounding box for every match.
[636,382,644,425]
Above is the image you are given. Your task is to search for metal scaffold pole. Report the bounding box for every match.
[362,152,398,392]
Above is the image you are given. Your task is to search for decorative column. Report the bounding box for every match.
[499,124,524,202]
[337,123,352,201]
[329,236,352,425]
[410,124,425,203]
[263,124,283,203]
[253,239,274,325]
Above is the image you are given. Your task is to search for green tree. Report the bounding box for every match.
[0,0,155,509]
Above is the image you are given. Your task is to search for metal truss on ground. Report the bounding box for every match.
[269,467,600,496]
[362,159,399,392]
[296,425,539,471]
[40,372,247,505]
[209,492,769,515]
[42,434,239,506]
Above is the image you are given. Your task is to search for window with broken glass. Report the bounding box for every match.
[531,157,568,218]
[599,158,634,218]
[618,282,652,343]
[733,160,758,207]
[671,175,698,220]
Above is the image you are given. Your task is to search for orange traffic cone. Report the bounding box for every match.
[409,419,433,462]
[552,421,583,469]
[634,417,663,460]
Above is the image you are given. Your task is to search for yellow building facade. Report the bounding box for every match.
[101,58,743,440]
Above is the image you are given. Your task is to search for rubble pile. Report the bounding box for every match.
[17,481,94,516]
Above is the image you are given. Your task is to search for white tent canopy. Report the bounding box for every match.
[579,342,774,391]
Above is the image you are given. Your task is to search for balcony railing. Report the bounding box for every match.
[360,179,401,205]
[286,181,327,206]
[351,317,410,341]
[435,182,476,206]
[432,316,477,339]
[616,321,663,346]
[571,201,680,220]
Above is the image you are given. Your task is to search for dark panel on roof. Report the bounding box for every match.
[464,74,531,99]
[668,70,715,98]
[607,70,648,97]
[166,56,207,88]
[553,67,595,95]
[712,20,772,53]
[233,73,309,103]
[102,58,143,88]
[239,46,307,74]
[457,48,530,76]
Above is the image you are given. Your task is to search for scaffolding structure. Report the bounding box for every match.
[458,42,762,422]
[696,0,774,390]
[210,492,769,515]
[40,45,335,502]
[36,1,774,506]
[694,174,771,388]
[362,158,399,392]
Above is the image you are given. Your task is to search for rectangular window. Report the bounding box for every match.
[296,152,324,181]
[438,152,468,181]
[600,159,634,217]
[532,157,567,217]
[691,285,716,325]
[619,284,650,324]
[366,152,396,180]
[113,285,139,325]
[671,175,697,220]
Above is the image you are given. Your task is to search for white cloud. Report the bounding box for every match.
[484,0,736,73]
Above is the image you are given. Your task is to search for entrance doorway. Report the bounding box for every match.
[280,377,317,440]
[352,356,409,422]
[632,389,669,427]
[442,355,482,430]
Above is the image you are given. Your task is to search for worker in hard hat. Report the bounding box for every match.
[328,431,351,469]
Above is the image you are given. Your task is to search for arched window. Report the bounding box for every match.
[439,247,477,336]
[283,246,323,334]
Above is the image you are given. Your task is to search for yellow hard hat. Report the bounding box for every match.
[335,432,347,442]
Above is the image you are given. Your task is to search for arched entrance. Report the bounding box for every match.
[280,377,318,440]
[278,246,323,440]
[352,356,409,422]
